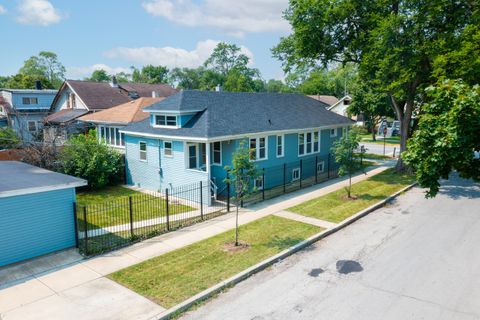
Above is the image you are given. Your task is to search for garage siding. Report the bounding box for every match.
[0,188,76,266]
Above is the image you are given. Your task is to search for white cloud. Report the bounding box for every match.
[142,0,290,37]
[66,64,131,79]
[104,39,254,69]
[16,0,62,26]
[0,5,7,14]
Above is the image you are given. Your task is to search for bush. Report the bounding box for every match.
[0,127,21,150]
[60,130,123,189]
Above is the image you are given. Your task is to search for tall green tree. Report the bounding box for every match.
[87,69,110,82]
[132,65,169,84]
[19,51,65,88]
[204,42,250,78]
[273,0,479,170]
[5,74,53,89]
[404,80,480,197]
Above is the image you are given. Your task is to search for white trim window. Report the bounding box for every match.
[276,135,284,157]
[342,127,348,136]
[317,161,325,174]
[22,97,38,105]
[292,168,301,181]
[139,141,147,161]
[164,141,173,157]
[249,137,267,161]
[27,120,37,132]
[299,131,320,156]
[155,115,177,127]
[99,126,125,147]
[330,128,338,137]
[187,144,198,169]
[254,177,264,190]
[212,141,222,165]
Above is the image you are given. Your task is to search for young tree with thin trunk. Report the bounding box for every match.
[331,129,364,199]
[224,141,258,246]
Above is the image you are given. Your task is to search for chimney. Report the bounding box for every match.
[110,76,118,88]
[35,80,42,90]
[215,84,222,92]
[152,91,159,98]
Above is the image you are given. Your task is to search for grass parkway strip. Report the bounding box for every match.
[108,215,321,309]
[288,168,416,223]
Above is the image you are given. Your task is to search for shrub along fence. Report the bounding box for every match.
[74,181,231,256]
[217,153,340,207]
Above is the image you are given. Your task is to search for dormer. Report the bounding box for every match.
[149,111,198,129]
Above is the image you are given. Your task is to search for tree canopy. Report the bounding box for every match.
[87,69,111,82]
[273,0,480,169]
[404,80,480,197]
[19,51,66,88]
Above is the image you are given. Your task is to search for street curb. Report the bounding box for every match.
[154,182,418,320]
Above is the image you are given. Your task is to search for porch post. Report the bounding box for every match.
[205,142,211,206]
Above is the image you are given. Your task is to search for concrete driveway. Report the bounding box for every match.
[182,175,480,320]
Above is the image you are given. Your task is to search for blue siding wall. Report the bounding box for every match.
[0,188,76,267]
[12,92,56,111]
[211,127,345,191]
[125,134,208,192]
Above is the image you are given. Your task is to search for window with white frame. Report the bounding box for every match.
[276,135,284,157]
[27,121,37,132]
[155,115,177,127]
[22,97,38,105]
[99,126,125,147]
[164,141,173,157]
[188,144,197,169]
[212,142,222,164]
[139,142,147,161]
[254,177,264,190]
[317,161,325,174]
[298,131,320,156]
[249,137,267,161]
[330,128,338,137]
[342,127,348,136]
[292,168,301,181]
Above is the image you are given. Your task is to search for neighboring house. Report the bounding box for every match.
[121,90,353,197]
[43,78,177,144]
[327,95,364,125]
[0,87,57,141]
[308,95,339,107]
[0,161,86,267]
[77,97,163,150]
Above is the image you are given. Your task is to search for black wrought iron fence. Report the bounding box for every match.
[217,153,340,207]
[74,181,231,256]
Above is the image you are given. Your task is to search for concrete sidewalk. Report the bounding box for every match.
[0,164,391,320]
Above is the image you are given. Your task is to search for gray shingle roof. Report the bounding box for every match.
[0,161,87,197]
[124,90,354,139]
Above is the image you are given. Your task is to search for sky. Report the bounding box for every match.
[0,0,291,81]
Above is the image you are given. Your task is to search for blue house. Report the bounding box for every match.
[0,88,57,141]
[121,91,353,199]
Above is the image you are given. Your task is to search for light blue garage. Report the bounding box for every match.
[0,161,87,267]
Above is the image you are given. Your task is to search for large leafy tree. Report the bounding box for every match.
[5,74,53,89]
[87,69,110,82]
[404,80,480,197]
[19,51,65,88]
[273,0,479,170]
[132,65,169,84]
[204,42,250,78]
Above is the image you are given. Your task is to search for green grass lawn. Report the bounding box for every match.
[360,153,392,160]
[76,185,195,230]
[109,215,321,308]
[288,169,415,223]
[360,134,400,145]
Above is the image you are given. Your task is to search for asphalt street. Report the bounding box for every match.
[360,142,398,156]
[182,174,480,320]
